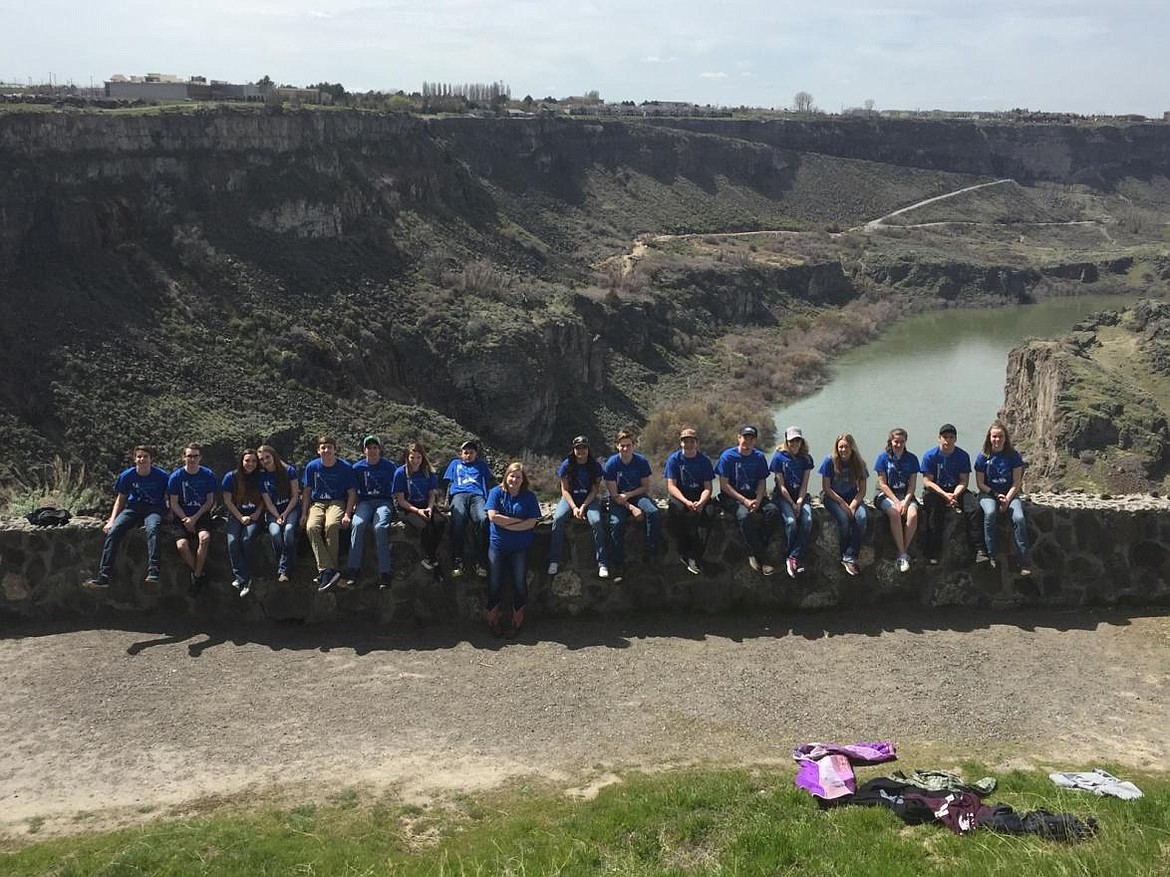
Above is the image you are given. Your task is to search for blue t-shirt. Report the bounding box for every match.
[259,463,298,512]
[392,466,438,508]
[114,465,170,512]
[663,449,715,500]
[486,485,541,552]
[874,450,920,500]
[168,465,218,516]
[353,458,398,501]
[716,447,771,497]
[557,456,604,505]
[301,457,357,502]
[769,450,815,499]
[604,452,652,495]
[443,458,496,497]
[221,470,260,514]
[818,455,862,502]
[920,446,972,492]
[975,450,1025,494]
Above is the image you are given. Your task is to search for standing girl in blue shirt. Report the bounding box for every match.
[486,462,542,637]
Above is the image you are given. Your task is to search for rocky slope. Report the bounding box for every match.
[1001,299,1170,493]
[2,107,1168,496]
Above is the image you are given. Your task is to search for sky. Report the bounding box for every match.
[2,0,1166,116]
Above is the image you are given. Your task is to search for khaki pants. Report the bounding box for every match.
[306,501,345,571]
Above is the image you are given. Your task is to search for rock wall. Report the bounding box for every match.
[4,494,1168,626]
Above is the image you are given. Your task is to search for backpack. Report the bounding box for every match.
[25,506,72,527]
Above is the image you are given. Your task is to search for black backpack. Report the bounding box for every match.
[26,506,72,527]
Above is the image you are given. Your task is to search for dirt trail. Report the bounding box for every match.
[2,608,1168,838]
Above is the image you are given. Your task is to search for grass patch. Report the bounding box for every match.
[3,766,1168,875]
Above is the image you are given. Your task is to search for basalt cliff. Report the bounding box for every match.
[2,108,1169,497]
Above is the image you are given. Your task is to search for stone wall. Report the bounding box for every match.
[4,493,1169,625]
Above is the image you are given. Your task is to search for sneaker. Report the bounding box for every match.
[795,558,806,575]
[612,567,624,583]
[896,554,911,574]
[1019,565,1033,577]
[974,549,990,564]
[239,581,251,598]
[547,561,559,576]
[761,563,775,576]
[420,557,437,571]
[989,557,999,570]
[683,557,700,575]
[452,558,464,578]
[476,564,488,578]
[277,573,290,583]
[231,578,243,591]
[598,564,610,579]
[843,559,860,577]
[83,575,110,590]
[786,557,798,578]
[378,572,392,589]
[748,556,762,573]
[343,569,359,586]
[144,569,160,585]
[318,568,340,592]
[928,557,939,566]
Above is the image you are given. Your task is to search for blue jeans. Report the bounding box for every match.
[549,498,606,565]
[226,515,262,584]
[448,492,488,565]
[99,506,163,578]
[350,498,394,574]
[824,497,868,562]
[607,496,660,566]
[718,494,779,561]
[267,505,300,576]
[776,495,813,559]
[978,494,1029,560]
[487,544,530,610]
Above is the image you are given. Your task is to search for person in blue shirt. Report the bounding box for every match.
[920,423,983,566]
[442,439,495,579]
[874,427,920,573]
[348,435,398,588]
[222,447,263,597]
[603,430,661,582]
[258,444,300,584]
[974,419,1032,575]
[820,433,868,576]
[548,435,608,578]
[168,443,218,594]
[716,425,779,575]
[664,427,717,575]
[771,425,815,578]
[393,440,445,573]
[485,461,542,637]
[300,435,357,592]
[86,445,170,588]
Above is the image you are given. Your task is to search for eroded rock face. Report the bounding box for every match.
[1001,300,1170,493]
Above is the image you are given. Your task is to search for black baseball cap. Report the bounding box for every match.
[460,440,479,451]
[571,435,590,447]
[739,425,759,437]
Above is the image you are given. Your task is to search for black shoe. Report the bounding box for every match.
[318,568,341,592]
[83,575,110,590]
[144,569,160,585]
[343,568,359,587]
[378,572,392,589]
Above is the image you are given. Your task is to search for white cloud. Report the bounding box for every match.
[700,71,728,79]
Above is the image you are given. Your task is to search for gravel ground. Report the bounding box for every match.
[2,606,1168,838]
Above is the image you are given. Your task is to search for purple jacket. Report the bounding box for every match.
[793,741,897,799]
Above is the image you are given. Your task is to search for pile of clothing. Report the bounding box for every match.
[793,742,1102,842]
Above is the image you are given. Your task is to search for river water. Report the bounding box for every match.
[771,294,1135,468]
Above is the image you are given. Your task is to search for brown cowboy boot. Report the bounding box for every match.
[484,605,502,636]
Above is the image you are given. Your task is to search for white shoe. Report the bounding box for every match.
[547,561,559,576]
[896,554,911,573]
[598,564,610,579]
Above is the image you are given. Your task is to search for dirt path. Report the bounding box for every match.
[2,608,1168,838]
[862,178,1017,230]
